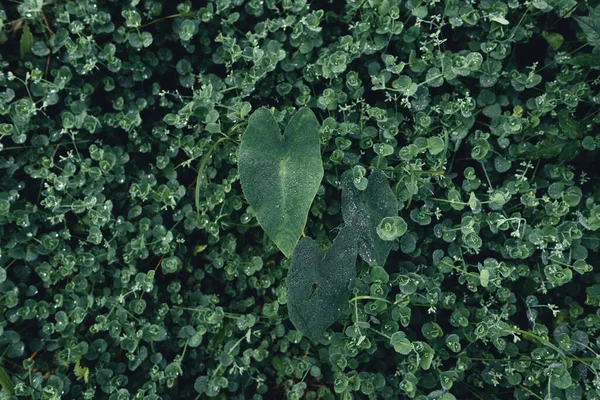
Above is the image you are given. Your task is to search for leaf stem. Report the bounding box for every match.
[138,12,195,30]
[348,295,392,304]
[195,137,231,215]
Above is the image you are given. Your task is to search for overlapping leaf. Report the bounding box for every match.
[286,226,358,342]
[341,168,398,266]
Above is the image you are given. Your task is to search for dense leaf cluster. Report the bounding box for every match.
[0,0,600,399]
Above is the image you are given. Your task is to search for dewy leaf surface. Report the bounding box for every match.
[238,108,323,257]
[341,168,398,266]
[286,226,358,342]
[574,11,600,48]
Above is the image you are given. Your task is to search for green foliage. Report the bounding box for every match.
[0,364,14,395]
[376,216,408,241]
[286,226,358,342]
[542,31,564,50]
[19,24,33,59]
[239,107,323,258]
[0,0,599,399]
[341,169,398,266]
[73,359,90,384]
[574,6,600,47]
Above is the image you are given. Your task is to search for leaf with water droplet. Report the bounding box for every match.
[286,226,358,342]
[390,331,413,355]
[341,168,398,266]
[480,268,490,288]
[238,108,323,257]
[194,376,208,394]
[574,13,600,48]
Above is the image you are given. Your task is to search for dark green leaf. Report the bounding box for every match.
[0,365,14,395]
[519,138,568,160]
[341,169,398,266]
[568,53,600,67]
[558,109,581,139]
[194,376,208,394]
[574,15,600,47]
[286,226,358,342]
[550,366,572,389]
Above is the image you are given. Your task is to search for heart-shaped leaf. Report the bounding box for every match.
[341,168,398,266]
[286,226,358,342]
[238,108,323,257]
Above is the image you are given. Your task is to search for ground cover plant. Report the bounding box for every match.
[1,0,600,399]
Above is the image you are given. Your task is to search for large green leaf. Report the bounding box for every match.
[341,168,398,266]
[558,109,581,139]
[575,9,600,48]
[568,53,600,68]
[286,226,358,342]
[238,108,323,257]
[0,364,14,396]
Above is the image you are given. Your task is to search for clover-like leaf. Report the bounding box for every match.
[549,365,572,389]
[342,168,398,266]
[161,256,181,274]
[286,226,358,342]
[238,108,323,257]
[194,376,208,395]
[376,216,407,241]
[445,334,461,353]
[427,136,445,155]
[390,331,413,355]
[414,341,435,370]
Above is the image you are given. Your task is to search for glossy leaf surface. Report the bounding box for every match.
[341,168,398,266]
[238,108,323,257]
